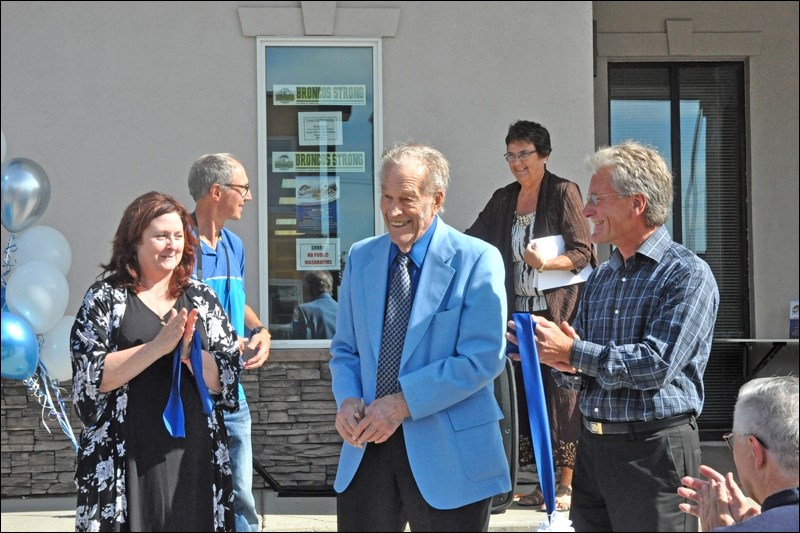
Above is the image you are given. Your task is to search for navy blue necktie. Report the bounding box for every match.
[376,253,413,398]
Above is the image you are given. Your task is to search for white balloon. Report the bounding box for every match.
[6,259,69,334]
[39,315,75,382]
[11,225,72,275]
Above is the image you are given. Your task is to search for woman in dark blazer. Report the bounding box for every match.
[467,120,595,511]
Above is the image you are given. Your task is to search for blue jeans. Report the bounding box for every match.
[224,390,260,532]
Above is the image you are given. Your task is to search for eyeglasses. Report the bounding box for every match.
[504,150,537,163]
[722,431,769,452]
[585,193,621,206]
[225,183,251,197]
[722,432,735,451]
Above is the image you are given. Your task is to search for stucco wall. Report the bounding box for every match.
[0,1,595,321]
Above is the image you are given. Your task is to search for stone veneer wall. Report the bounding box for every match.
[0,348,340,497]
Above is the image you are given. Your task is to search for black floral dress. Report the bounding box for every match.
[70,279,242,532]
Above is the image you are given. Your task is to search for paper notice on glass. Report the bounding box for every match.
[532,235,593,291]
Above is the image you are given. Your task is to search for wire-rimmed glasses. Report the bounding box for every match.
[503,150,537,163]
[585,193,621,206]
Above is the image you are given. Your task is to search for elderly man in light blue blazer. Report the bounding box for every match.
[330,142,511,532]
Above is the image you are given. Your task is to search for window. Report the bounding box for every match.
[257,38,382,345]
[609,62,748,436]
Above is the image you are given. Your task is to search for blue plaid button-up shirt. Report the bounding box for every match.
[555,226,719,422]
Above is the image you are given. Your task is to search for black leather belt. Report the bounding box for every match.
[581,414,694,435]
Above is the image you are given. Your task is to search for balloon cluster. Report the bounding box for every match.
[1,135,78,450]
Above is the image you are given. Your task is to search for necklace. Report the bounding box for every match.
[136,287,177,326]
[158,305,177,326]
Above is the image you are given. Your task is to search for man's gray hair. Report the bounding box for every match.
[733,376,799,475]
[380,142,449,211]
[305,270,333,296]
[587,141,673,227]
[188,153,242,201]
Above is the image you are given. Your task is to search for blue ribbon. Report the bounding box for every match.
[511,312,556,518]
[162,330,214,438]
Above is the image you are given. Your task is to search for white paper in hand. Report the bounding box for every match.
[530,235,592,291]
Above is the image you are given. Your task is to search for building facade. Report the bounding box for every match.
[1,1,797,497]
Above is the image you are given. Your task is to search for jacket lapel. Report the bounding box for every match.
[361,237,391,360]
[400,221,455,366]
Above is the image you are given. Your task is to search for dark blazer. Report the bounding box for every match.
[466,170,596,324]
[292,293,338,339]
[714,487,799,532]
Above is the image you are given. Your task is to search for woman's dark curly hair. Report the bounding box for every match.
[99,191,197,298]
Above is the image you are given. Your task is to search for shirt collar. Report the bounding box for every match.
[636,225,671,262]
[610,225,671,268]
[760,487,799,512]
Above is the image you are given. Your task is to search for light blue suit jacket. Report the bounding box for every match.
[330,218,511,509]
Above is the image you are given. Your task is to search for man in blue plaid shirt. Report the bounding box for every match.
[527,141,719,531]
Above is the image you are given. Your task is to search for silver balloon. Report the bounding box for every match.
[1,157,51,233]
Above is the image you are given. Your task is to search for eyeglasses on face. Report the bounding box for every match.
[722,431,769,452]
[225,183,251,197]
[722,432,735,451]
[585,193,621,206]
[504,150,538,163]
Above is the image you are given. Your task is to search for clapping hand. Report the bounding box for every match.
[179,308,199,359]
[678,465,760,531]
[154,308,195,356]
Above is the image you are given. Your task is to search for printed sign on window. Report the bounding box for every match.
[272,151,365,173]
[295,176,339,235]
[296,238,341,270]
[273,84,366,106]
[298,111,343,146]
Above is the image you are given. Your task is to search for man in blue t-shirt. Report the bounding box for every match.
[188,153,271,532]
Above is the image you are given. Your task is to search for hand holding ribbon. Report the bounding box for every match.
[162,308,213,438]
[506,315,578,374]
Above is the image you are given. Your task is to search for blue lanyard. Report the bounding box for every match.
[192,213,232,317]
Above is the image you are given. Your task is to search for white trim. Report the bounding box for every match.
[596,19,762,58]
[238,6,400,37]
[257,37,383,349]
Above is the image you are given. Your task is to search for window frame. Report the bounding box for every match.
[256,37,384,348]
[607,61,750,438]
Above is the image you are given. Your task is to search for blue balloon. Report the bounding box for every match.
[1,311,40,380]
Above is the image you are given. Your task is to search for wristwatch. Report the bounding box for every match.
[536,259,547,273]
[250,325,267,336]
